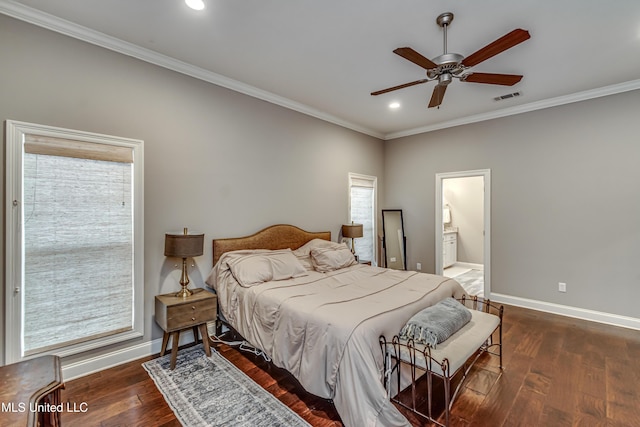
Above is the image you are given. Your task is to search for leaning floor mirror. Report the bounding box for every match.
[382,209,406,270]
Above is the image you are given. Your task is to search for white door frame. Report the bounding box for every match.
[435,169,491,298]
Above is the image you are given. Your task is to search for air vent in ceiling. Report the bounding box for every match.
[494,91,522,101]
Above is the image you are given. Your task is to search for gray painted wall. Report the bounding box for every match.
[0,16,384,366]
[384,89,640,319]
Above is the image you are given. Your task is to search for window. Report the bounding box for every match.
[5,120,144,363]
[348,173,377,264]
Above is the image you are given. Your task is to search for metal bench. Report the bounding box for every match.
[380,296,503,426]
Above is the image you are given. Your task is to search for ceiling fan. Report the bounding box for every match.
[371,12,530,108]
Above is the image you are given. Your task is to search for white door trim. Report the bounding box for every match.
[435,169,491,298]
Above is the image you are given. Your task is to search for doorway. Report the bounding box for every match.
[435,170,491,298]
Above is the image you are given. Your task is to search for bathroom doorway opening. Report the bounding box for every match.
[435,170,491,298]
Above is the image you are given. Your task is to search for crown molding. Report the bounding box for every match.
[384,79,640,140]
[0,0,385,140]
[2,0,639,142]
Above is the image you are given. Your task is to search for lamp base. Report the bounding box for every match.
[175,286,193,298]
[175,257,193,298]
[350,237,359,262]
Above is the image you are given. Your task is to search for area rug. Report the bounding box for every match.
[143,345,311,427]
[452,268,484,297]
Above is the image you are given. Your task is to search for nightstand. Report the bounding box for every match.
[155,288,217,369]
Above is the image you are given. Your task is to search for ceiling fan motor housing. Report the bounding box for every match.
[428,53,465,79]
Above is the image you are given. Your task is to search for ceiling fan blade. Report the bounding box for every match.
[461,29,530,67]
[463,72,523,86]
[393,47,438,70]
[371,79,429,96]
[428,84,448,108]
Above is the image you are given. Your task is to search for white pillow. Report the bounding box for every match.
[228,249,307,287]
[310,244,357,272]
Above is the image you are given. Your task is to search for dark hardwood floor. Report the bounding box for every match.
[59,305,640,426]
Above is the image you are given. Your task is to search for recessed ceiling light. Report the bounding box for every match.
[185,0,205,11]
[389,102,400,109]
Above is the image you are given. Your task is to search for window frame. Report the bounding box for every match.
[347,172,377,265]
[4,120,144,363]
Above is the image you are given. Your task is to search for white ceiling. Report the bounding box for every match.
[3,0,640,139]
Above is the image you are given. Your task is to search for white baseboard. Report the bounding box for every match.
[454,262,483,270]
[61,331,197,381]
[490,293,640,331]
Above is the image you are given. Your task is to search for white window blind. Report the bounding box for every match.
[348,173,377,264]
[5,121,144,362]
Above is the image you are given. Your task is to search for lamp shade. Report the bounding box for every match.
[164,228,204,258]
[342,223,363,238]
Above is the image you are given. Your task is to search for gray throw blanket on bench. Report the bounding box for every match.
[399,297,472,348]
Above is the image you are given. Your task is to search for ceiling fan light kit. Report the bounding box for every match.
[372,12,530,108]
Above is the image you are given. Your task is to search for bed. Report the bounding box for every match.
[205,224,466,427]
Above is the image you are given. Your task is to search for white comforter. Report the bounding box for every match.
[207,254,465,427]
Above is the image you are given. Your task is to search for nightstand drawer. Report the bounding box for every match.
[166,300,216,330]
[155,288,217,332]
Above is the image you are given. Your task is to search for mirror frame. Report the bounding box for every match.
[382,209,407,270]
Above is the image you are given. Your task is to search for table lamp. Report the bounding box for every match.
[164,227,204,298]
[342,222,363,259]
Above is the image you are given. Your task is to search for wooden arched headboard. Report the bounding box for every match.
[212,224,331,265]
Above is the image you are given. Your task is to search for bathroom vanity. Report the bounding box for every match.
[443,229,458,268]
